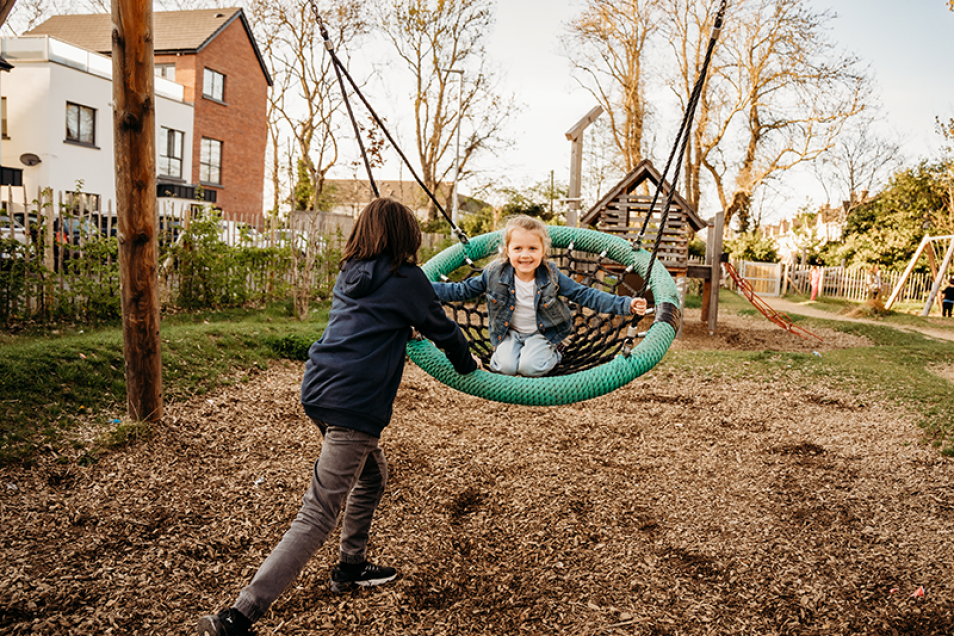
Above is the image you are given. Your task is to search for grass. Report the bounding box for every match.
[0,301,330,464]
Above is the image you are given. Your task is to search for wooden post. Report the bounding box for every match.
[113,0,162,422]
[564,105,602,228]
[922,239,954,317]
[707,211,724,335]
[701,217,715,322]
[886,234,930,309]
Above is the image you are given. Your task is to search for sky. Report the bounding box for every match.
[347,0,954,225]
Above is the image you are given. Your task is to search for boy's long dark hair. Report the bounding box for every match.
[340,198,422,272]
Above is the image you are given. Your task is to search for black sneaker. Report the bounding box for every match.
[330,561,398,593]
[197,608,253,636]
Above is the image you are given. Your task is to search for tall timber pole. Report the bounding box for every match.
[112,0,162,421]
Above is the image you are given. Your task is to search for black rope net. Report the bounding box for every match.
[440,246,653,377]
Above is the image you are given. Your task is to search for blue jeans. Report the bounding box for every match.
[490,330,562,376]
[234,421,387,622]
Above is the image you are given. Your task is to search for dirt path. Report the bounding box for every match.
[753,296,954,343]
[1,313,952,635]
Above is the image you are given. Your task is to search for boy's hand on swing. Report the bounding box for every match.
[631,297,648,316]
[471,354,483,370]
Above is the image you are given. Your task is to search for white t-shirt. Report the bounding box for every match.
[511,276,538,333]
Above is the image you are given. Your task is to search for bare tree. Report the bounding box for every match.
[2,0,226,34]
[563,0,659,173]
[583,115,624,207]
[375,0,514,220]
[704,0,870,231]
[247,0,371,212]
[661,0,727,210]
[813,114,902,216]
[1,0,53,33]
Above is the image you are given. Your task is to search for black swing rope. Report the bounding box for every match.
[308,0,469,244]
[635,0,727,297]
[307,0,726,375]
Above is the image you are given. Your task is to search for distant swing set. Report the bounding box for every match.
[885,234,954,316]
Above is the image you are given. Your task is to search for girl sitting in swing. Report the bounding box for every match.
[433,215,647,377]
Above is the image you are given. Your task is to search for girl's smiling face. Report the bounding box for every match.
[506,227,545,282]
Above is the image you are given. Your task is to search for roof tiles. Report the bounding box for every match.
[25,8,242,54]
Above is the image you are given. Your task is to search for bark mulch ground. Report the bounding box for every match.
[2,311,953,635]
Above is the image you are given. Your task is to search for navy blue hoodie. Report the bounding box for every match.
[301,255,476,437]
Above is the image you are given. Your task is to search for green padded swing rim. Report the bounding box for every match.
[406,226,680,406]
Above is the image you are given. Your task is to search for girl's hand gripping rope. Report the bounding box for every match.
[630,296,648,316]
[621,298,655,357]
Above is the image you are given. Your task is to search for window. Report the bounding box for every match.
[159,127,185,178]
[1,97,7,139]
[66,102,96,145]
[200,138,223,185]
[202,68,225,102]
[155,63,176,82]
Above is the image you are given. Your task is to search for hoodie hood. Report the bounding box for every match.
[337,255,394,299]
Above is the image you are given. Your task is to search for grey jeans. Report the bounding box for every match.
[233,421,388,623]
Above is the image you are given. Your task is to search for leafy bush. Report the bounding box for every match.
[725,232,779,262]
[263,333,320,360]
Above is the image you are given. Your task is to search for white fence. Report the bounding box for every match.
[786,264,935,304]
[721,259,939,306]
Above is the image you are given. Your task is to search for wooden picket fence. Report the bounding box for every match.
[717,257,937,306]
[784,264,934,304]
[0,187,346,324]
[0,186,453,325]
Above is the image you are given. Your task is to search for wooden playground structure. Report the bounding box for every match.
[580,159,726,335]
[886,233,954,316]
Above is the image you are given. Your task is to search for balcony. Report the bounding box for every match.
[1,36,185,101]
[157,182,216,203]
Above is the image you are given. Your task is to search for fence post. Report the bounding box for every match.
[707,211,724,335]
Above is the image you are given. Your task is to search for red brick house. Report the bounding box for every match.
[26,8,272,223]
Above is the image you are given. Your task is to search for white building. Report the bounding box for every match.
[762,202,852,263]
[0,34,205,220]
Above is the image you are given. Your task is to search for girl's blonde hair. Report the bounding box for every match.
[497,215,551,262]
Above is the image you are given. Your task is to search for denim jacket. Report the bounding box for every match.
[432,260,633,348]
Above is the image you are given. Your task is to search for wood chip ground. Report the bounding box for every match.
[2,310,952,635]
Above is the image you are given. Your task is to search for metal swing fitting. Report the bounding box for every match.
[619,310,653,356]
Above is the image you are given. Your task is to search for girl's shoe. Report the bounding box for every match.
[330,561,398,593]
[197,608,252,636]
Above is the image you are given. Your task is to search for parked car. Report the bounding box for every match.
[53,217,99,246]
[92,213,120,238]
[0,215,29,246]
[12,211,40,235]
[219,220,265,247]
